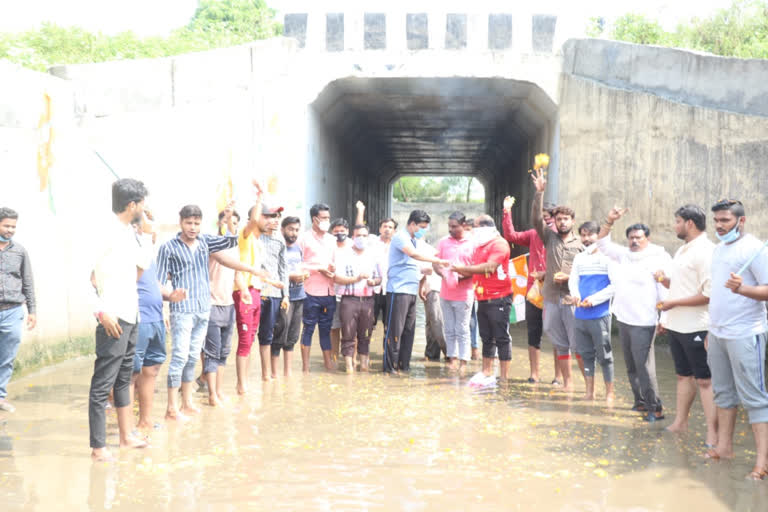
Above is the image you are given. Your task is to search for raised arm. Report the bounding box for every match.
[530,169,546,241]
[355,200,365,227]
[502,196,534,246]
[242,180,263,239]
[598,206,628,240]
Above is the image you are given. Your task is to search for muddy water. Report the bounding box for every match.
[1,311,767,511]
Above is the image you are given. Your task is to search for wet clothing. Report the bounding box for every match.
[668,330,710,379]
[271,299,304,355]
[383,293,417,373]
[340,295,375,357]
[203,305,235,373]
[89,320,137,449]
[133,321,166,372]
[424,290,446,361]
[618,321,662,413]
[477,296,513,361]
[234,288,261,357]
[708,333,768,423]
[574,315,614,381]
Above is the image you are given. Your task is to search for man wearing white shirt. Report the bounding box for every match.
[568,221,615,403]
[655,204,717,447]
[598,207,671,421]
[703,199,768,480]
[89,179,153,460]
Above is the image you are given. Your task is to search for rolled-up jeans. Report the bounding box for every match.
[440,297,473,361]
[168,311,209,388]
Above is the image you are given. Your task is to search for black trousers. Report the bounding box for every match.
[373,292,389,327]
[525,300,544,349]
[382,293,417,373]
[88,319,137,449]
[478,296,513,361]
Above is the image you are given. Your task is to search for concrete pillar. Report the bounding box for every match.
[467,12,489,51]
[305,11,327,52]
[429,12,446,50]
[346,11,365,51]
[387,11,407,52]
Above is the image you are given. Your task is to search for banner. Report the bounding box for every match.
[509,254,529,323]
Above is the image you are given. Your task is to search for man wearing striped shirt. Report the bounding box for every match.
[156,205,262,421]
[568,221,616,403]
[257,203,289,381]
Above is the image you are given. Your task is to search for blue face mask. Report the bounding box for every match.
[716,224,740,243]
[414,227,428,239]
[0,234,10,242]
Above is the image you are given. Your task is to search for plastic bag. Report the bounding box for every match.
[526,279,544,309]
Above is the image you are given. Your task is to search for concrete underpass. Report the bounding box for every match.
[310,77,558,229]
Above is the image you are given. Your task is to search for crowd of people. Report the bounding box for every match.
[1,168,768,480]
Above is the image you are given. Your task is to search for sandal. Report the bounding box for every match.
[746,466,767,480]
[704,448,721,460]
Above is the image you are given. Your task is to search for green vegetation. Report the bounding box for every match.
[588,0,768,59]
[0,0,282,72]
[393,176,484,203]
[13,336,92,377]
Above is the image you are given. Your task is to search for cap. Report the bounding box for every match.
[260,202,284,215]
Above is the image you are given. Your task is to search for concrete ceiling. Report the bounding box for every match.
[311,77,558,178]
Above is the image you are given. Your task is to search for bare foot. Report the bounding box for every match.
[666,422,688,433]
[605,392,615,406]
[91,447,114,461]
[165,410,190,422]
[217,393,229,403]
[584,394,595,401]
[180,405,201,416]
[208,396,222,407]
[236,384,248,395]
[136,420,153,430]
[120,433,148,450]
[704,447,734,459]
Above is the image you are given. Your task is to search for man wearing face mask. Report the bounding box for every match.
[330,218,352,366]
[597,207,672,422]
[451,215,514,380]
[702,199,768,479]
[299,203,337,372]
[384,210,450,374]
[334,224,381,372]
[271,216,308,378]
[531,169,585,392]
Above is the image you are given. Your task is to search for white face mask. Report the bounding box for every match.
[353,236,367,250]
[318,220,330,232]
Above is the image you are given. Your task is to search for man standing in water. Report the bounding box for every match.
[530,168,584,391]
[89,179,152,460]
[383,210,449,374]
[0,207,36,413]
[452,216,513,381]
[300,203,337,372]
[597,207,671,421]
[156,204,262,421]
[702,199,768,480]
[568,221,615,402]
[271,216,308,378]
[655,205,717,447]
[502,195,561,384]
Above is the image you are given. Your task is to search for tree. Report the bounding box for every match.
[189,0,282,40]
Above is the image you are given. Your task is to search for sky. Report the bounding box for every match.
[0,0,735,35]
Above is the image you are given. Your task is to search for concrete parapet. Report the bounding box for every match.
[563,38,768,118]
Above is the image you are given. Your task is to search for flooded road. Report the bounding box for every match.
[2,312,767,511]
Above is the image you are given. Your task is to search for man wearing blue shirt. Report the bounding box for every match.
[383,210,449,374]
[568,221,615,403]
[156,205,262,421]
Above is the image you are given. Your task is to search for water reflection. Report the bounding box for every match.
[0,316,767,511]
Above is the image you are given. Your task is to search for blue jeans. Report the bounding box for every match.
[258,297,282,346]
[301,295,336,350]
[168,311,209,388]
[0,306,24,399]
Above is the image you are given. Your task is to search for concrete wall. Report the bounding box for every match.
[557,73,768,252]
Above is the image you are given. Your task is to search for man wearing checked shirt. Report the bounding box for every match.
[156,204,264,421]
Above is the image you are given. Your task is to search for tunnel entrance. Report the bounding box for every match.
[308,76,558,231]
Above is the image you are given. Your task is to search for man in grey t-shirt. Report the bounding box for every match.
[705,199,768,481]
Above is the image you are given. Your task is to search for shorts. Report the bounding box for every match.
[133,321,166,373]
[543,300,576,356]
[668,329,711,379]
